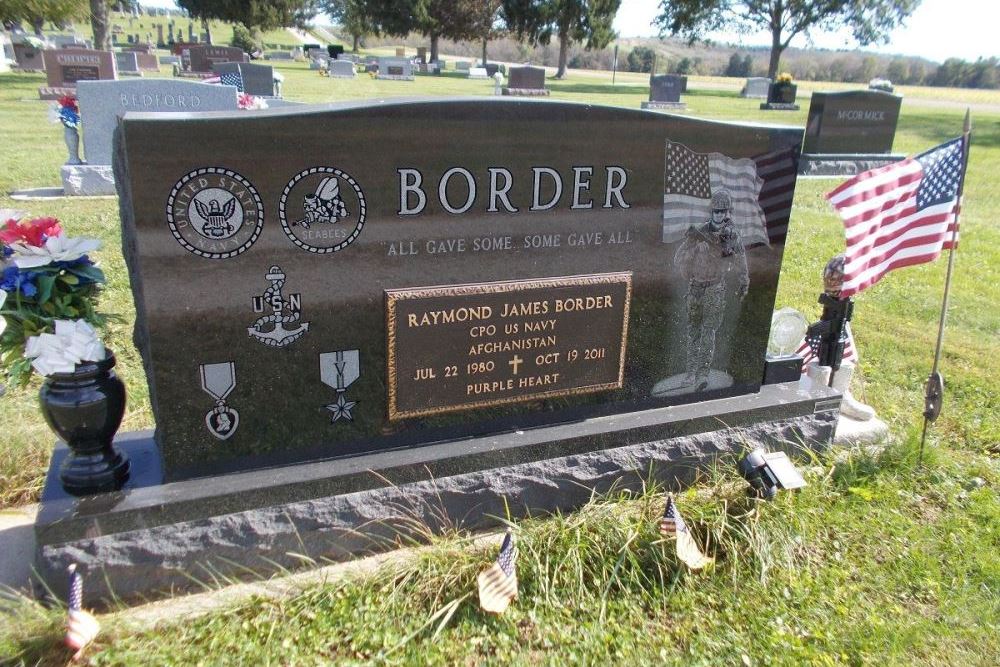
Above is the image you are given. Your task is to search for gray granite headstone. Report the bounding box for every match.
[78,78,238,165]
[237,62,277,96]
[328,59,356,78]
[376,57,413,80]
[743,77,770,98]
[115,50,141,74]
[456,60,471,70]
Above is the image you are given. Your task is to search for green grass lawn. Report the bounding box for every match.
[0,65,997,664]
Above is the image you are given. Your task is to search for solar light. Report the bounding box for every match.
[738,448,807,499]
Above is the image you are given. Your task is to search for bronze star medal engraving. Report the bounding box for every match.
[166,167,264,259]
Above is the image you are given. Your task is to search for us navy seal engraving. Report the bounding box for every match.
[200,361,239,440]
[319,350,360,423]
[278,167,366,253]
[249,265,310,347]
[167,167,263,259]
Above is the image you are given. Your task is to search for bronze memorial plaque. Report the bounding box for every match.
[387,273,632,419]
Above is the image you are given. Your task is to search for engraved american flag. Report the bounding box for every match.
[663,141,772,247]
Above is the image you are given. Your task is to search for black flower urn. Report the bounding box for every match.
[38,350,130,495]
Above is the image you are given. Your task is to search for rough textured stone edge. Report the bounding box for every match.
[798,154,906,176]
[36,411,834,607]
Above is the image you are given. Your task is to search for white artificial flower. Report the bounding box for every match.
[48,103,62,124]
[24,319,105,376]
[10,235,101,269]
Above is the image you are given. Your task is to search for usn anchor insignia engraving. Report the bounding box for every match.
[319,350,360,423]
[249,265,309,347]
[200,362,239,440]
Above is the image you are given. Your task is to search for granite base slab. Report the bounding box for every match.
[61,164,116,196]
[34,381,839,607]
[760,102,800,111]
[39,86,75,100]
[642,101,687,110]
[503,88,550,96]
[376,74,414,81]
[798,153,906,176]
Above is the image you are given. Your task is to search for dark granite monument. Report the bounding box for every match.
[213,61,281,97]
[799,90,905,175]
[642,74,686,110]
[503,65,548,96]
[34,99,838,605]
[187,45,247,74]
[761,80,799,111]
[39,48,117,99]
[13,42,46,71]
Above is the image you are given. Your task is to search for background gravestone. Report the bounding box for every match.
[802,90,903,154]
[188,45,247,73]
[328,59,356,78]
[40,48,116,99]
[743,77,770,98]
[115,51,142,76]
[13,43,46,70]
[213,61,280,96]
[113,99,802,481]
[78,78,239,165]
[641,74,686,110]
[376,57,413,80]
[504,65,548,96]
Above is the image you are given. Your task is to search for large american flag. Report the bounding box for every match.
[659,494,714,571]
[219,70,245,92]
[662,141,774,247]
[827,136,966,297]
[65,564,100,660]
[477,530,518,614]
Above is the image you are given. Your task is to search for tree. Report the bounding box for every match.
[626,45,655,73]
[502,0,621,79]
[176,0,317,32]
[654,0,921,79]
[0,0,87,35]
[475,0,504,65]
[364,0,483,63]
[90,0,109,49]
[320,0,374,52]
[724,51,751,77]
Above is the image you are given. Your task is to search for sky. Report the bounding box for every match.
[138,0,996,64]
[613,0,999,64]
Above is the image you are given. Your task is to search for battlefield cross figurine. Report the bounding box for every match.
[672,189,750,392]
[803,254,876,420]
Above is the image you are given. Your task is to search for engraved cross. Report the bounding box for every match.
[508,354,523,375]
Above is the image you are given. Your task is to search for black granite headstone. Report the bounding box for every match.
[803,90,902,154]
[649,75,683,103]
[115,100,801,481]
[507,65,545,90]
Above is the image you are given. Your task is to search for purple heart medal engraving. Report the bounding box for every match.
[200,361,240,440]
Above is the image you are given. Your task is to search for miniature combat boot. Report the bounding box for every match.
[830,362,875,421]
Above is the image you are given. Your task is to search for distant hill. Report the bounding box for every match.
[323,27,997,89]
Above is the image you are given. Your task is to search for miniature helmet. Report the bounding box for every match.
[711,190,732,211]
[823,254,846,296]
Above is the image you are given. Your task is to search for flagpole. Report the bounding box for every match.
[919,109,971,466]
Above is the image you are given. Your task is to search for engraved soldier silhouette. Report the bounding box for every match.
[673,189,750,390]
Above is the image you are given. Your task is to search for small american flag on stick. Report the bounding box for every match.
[827,136,967,297]
[477,530,518,614]
[65,564,100,661]
[660,494,714,571]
